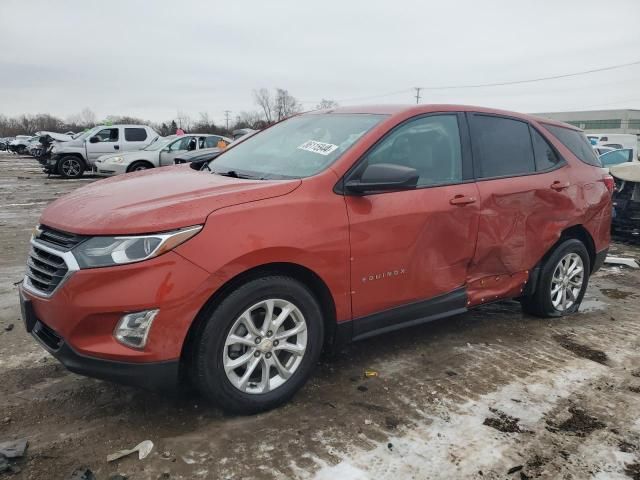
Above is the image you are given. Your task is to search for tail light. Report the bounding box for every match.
[603,175,615,194]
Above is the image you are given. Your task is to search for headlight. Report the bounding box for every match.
[73,225,202,268]
[107,156,125,164]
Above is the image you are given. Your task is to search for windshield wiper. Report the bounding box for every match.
[213,170,259,179]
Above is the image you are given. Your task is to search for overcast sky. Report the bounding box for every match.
[1,0,639,125]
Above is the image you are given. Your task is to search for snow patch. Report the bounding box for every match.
[313,360,606,479]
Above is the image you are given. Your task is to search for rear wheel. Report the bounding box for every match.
[127,161,153,173]
[58,156,85,178]
[16,145,26,155]
[520,239,590,317]
[191,275,324,414]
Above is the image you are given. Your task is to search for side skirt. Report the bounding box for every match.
[335,287,468,344]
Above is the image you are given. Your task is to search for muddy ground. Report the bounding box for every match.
[1,152,640,480]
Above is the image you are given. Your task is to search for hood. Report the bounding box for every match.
[40,166,301,235]
[37,131,74,142]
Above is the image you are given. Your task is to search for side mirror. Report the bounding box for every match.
[344,163,419,194]
[89,136,99,144]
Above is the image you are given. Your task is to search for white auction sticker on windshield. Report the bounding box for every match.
[297,140,339,156]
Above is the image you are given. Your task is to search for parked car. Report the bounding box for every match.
[611,162,640,237]
[44,125,159,178]
[173,131,256,169]
[94,134,231,176]
[26,136,43,156]
[8,135,32,154]
[587,133,638,160]
[173,147,224,169]
[19,104,612,414]
[232,128,257,140]
[594,145,615,156]
[0,137,13,151]
[599,148,635,169]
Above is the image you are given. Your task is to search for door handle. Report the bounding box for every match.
[114,145,120,150]
[449,195,476,206]
[550,181,570,191]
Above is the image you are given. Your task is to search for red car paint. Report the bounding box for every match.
[21,104,611,379]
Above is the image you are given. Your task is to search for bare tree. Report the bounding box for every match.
[79,107,96,125]
[234,111,265,130]
[316,99,339,110]
[176,110,192,131]
[274,88,301,121]
[253,88,274,123]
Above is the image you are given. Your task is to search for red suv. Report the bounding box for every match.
[19,105,612,413]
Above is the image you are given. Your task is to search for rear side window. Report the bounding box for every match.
[531,128,562,171]
[124,128,147,142]
[469,114,535,178]
[544,124,602,167]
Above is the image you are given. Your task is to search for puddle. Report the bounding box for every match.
[600,288,636,300]
[554,335,608,365]
[549,407,606,437]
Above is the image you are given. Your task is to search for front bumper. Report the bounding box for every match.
[21,293,179,389]
[20,249,212,373]
[94,161,125,176]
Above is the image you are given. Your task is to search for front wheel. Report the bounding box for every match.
[520,239,590,317]
[127,161,153,173]
[58,156,85,178]
[191,275,324,414]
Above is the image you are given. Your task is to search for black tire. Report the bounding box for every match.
[58,156,85,178]
[192,275,324,414]
[16,145,26,155]
[520,239,590,318]
[127,161,153,173]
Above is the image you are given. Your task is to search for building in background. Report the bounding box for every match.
[534,109,640,137]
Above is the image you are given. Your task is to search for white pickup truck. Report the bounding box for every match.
[45,124,159,178]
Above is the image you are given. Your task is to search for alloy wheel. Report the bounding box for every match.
[62,158,81,177]
[223,299,307,394]
[550,252,584,312]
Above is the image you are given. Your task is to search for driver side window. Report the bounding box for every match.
[364,115,462,186]
[95,128,119,142]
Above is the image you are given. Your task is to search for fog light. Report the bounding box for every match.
[114,309,159,349]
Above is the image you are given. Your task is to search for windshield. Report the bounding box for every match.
[73,127,100,142]
[209,114,386,179]
[144,137,175,151]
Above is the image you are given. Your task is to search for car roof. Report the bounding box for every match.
[309,104,580,131]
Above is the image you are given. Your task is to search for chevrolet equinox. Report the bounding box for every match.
[20,105,613,413]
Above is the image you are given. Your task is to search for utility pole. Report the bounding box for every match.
[224,110,231,131]
[414,87,422,104]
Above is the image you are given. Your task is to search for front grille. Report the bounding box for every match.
[38,225,85,250]
[32,320,63,351]
[25,246,68,294]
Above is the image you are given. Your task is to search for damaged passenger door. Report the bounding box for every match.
[465,113,572,305]
[343,113,480,335]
